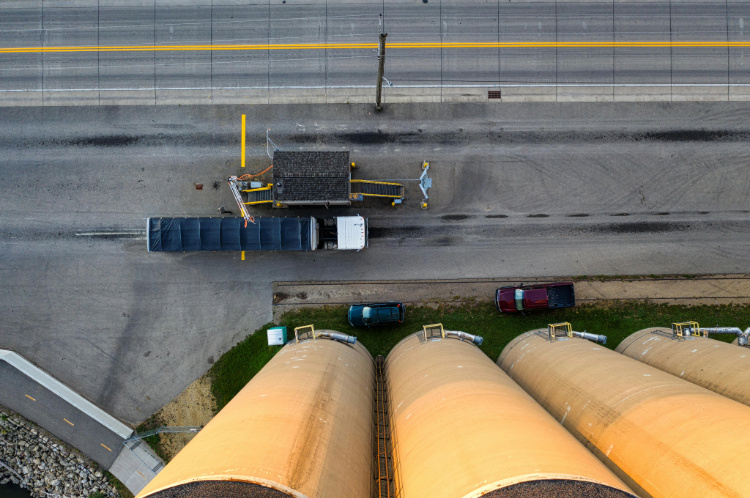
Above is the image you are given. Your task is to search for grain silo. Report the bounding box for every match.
[385,327,635,498]
[498,329,750,498]
[616,326,750,407]
[136,329,374,498]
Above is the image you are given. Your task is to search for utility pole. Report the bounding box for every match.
[375,33,387,111]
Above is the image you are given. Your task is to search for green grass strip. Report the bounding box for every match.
[208,301,750,412]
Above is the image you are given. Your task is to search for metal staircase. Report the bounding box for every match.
[351,180,404,199]
[243,185,273,204]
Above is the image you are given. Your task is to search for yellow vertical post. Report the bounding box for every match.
[241,114,246,168]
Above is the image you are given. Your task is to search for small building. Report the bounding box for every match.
[272,151,351,206]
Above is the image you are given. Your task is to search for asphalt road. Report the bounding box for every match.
[1,102,749,424]
[2,1,750,104]
[0,361,124,467]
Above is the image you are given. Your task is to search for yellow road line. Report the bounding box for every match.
[101,443,112,452]
[25,394,36,401]
[2,40,750,54]
[63,418,74,426]
[241,251,245,261]
[241,114,246,169]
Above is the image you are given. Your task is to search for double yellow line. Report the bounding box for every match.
[1,40,748,54]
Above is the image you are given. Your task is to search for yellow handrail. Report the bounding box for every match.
[548,322,572,342]
[351,179,404,186]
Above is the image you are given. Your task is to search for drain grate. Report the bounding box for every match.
[488,90,502,99]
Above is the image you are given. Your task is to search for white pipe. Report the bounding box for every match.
[445,330,483,346]
[318,331,357,345]
[702,327,744,336]
[740,328,750,347]
[701,327,750,347]
[572,331,607,345]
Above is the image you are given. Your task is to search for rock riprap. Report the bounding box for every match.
[0,407,119,497]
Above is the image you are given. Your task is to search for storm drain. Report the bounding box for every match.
[488,90,502,100]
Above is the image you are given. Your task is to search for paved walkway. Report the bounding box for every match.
[0,350,162,496]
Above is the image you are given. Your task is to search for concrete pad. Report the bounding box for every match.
[557,86,615,102]
[45,0,97,7]
[614,86,672,102]
[211,88,268,105]
[440,87,489,103]
[500,86,556,103]
[43,90,100,106]
[384,88,442,104]
[325,88,374,104]
[671,86,729,102]
[729,86,750,101]
[0,91,44,107]
[155,89,213,105]
[1,1,41,7]
[268,88,326,104]
[109,441,163,496]
[99,90,156,106]
[100,0,153,6]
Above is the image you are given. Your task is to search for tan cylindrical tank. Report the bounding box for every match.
[498,330,750,498]
[386,332,635,498]
[137,332,374,498]
[616,328,750,407]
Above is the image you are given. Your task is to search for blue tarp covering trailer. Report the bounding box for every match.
[148,217,313,252]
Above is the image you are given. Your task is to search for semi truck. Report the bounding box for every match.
[495,282,575,313]
[147,215,368,252]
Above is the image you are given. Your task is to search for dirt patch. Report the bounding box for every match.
[273,292,289,303]
[149,375,216,461]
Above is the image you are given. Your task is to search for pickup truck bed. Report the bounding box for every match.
[547,286,575,308]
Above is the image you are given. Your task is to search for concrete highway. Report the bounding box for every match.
[2,1,750,104]
[1,102,748,424]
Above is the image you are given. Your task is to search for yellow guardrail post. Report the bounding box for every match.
[422,323,445,339]
[672,321,700,339]
[294,324,315,343]
[548,322,572,343]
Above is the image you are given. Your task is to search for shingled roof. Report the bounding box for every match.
[272,151,351,205]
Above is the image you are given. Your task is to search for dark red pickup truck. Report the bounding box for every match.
[495,282,575,313]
